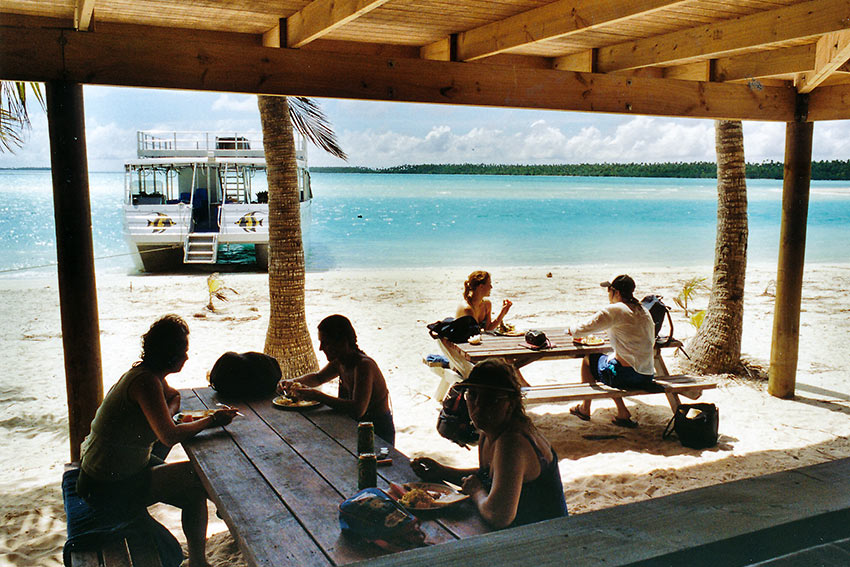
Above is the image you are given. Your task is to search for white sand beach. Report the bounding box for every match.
[2,263,850,565]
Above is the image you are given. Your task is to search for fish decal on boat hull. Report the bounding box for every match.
[236,211,264,232]
[147,212,176,233]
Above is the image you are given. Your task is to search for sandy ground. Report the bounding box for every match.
[2,263,850,566]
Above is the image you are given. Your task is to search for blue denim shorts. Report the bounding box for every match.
[589,353,653,390]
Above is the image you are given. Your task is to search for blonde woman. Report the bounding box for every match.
[457,270,512,332]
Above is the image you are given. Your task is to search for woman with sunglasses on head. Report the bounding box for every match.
[457,270,512,332]
[77,315,237,567]
[410,359,567,529]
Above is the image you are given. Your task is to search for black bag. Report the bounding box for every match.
[208,351,282,398]
[427,315,481,344]
[663,403,719,449]
[436,384,479,448]
[641,294,675,347]
[524,329,549,348]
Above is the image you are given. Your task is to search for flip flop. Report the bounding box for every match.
[570,405,590,421]
[612,417,638,429]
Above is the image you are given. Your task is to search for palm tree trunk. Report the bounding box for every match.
[258,94,318,378]
[684,120,748,374]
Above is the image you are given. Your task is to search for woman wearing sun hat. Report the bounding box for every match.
[410,359,567,529]
[566,274,657,428]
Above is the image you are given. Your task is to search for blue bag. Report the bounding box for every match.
[338,488,426,551]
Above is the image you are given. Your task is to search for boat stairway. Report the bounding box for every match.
[220,164,247,203]
[184,233,218,264]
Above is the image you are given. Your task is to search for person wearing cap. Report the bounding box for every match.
[566,274,657,428]
[410,359,567,529]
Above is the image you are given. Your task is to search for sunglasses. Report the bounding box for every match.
[463,389,511,403]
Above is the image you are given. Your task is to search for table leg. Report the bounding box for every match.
[665,390,681,412]
[654,350,671,377]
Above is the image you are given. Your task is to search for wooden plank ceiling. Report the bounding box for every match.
[2,0,850,121]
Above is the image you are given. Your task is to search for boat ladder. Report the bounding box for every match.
[220,164,246,203]
[184,233,218,264]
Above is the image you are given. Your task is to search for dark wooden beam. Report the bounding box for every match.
[769,98,813,399]
[46,81,103,461]
[0,25,798,121]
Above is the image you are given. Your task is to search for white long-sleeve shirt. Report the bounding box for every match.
[567,302,656,375]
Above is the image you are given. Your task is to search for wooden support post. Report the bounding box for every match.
[46,81,103,461]
[768,113,813,399]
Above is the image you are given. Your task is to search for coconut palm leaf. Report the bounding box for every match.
[0,81,45,153]
[287,96,347,160]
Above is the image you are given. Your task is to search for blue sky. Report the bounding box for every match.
[2,85,850,171]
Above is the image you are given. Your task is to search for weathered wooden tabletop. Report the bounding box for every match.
[440,329,681,376]
[180,387,488,567]
[440,327,611,368]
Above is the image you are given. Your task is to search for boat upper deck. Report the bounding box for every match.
[136,131,307,162]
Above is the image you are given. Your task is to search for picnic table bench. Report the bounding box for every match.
[179,387,489,567]
[435,331,717,414]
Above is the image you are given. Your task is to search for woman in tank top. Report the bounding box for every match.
[278,314,395,444]
[78,315,237,567]
[411,359,567,528]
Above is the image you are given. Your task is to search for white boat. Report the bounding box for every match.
[123,130,311,272]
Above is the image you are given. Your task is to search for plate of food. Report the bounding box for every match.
[390,482,469,511]
[173,410,216,423]
[495,322,524,337]
[573,335,605,346]
[272,395,321,411]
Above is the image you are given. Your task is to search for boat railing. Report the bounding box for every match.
[136,130,308,162]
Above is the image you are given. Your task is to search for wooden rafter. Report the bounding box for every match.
[441,0,688,62]
[74,0,95,31]
[597,0,850,72]
[0,25,797,122]
[796,30,850,93]
[715,45,816,83]
[286,0,392,48]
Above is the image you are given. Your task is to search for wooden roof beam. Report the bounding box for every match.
[597,0,850,72]
[285,0,392,48]
[0,25,797,122]
[716,45,816,82]
[74,0,95,31]
[809,81,850,120]
[450,0,688,62]
[796,30,850,93]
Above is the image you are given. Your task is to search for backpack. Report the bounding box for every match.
[208,351,282,399]
[426,315,481,344]
[641,294,675,347]
[436,384,479,448]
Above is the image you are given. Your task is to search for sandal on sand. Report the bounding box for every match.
[612,417,638,429]
[570,405,590,421]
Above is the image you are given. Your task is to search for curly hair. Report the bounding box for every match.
[140,314,190,372]
[318,314,359,351]
[463,270,491,305]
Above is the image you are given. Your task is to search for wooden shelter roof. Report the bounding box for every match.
[2,0,850,121]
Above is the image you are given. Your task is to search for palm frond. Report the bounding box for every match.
[0,81,45,153]
[288,97,347,160]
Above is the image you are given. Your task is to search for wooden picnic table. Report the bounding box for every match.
[179,387,489,567]
[438,330,715,413]
[439,328,681,379]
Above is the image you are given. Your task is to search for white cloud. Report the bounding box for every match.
[314,116,722,167]
[211,94,259,113]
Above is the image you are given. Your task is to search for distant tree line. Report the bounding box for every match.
[312,160,850,180]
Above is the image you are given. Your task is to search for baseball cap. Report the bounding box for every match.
[600,274,636,298]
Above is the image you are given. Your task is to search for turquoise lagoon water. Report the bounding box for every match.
[1,169,850,277]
